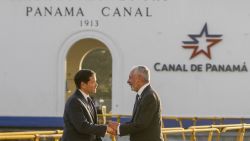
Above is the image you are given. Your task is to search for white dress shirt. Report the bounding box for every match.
[79,89,91,101]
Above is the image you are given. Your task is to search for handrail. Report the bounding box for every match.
[162,127,220,141]
[98,114,131,117]
[0,134,63,141]
[161,127,185,141]
[189,124,248,129]
[0,135,35,140]
[99,115,250,126]
[0,130,116,141]
[222,124,250,141]
[162,127,184,131]
[189,123,250,141]
[0,128,221,141]
[98,114,250,141]
[35,134,62,141]
[0,130,63,136]
[162,128,220,134]
[0,130,63,141]
[222,125,250,132]
[161,116,249,125]
[1,115,250,141]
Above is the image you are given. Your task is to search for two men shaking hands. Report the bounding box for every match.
[62,66,163,141]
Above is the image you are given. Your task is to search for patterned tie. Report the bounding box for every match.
[87,97,95,116]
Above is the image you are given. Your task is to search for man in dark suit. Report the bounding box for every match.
[62,69,114,141]
[109,66,164,141]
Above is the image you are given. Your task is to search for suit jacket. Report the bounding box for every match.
[120,85,164,141]
[62,90,107,141]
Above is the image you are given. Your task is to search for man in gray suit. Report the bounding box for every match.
[62,69,114,141]
[109,66,164,141]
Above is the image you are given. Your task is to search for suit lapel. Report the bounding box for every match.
[75,90,95,123]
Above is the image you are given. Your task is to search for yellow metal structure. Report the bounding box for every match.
[162,127,220,141]
[0,115,250,141]
[0,130,116,141]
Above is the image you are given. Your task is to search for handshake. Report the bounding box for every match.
[106,121,120,136]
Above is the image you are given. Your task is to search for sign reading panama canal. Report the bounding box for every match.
[26,7,152,17]
[25,6,153,27]
[23,1,248,73]
[154,23,248,73]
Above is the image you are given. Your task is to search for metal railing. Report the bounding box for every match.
[0,130,115,141]
[222,124,250,141]
[1,115,250,141]
[188,123,250,141]
[0,130,63,141]
[162,127,220,141]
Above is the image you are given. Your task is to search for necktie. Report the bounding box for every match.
[132,94,140,115]
[87,97,95,116]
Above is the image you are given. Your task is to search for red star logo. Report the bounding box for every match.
[182,23,222,59]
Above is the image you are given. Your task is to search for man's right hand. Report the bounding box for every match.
[107,126,116,135]
[107,121,119,135]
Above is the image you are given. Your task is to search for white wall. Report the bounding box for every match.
[0,0,250,117]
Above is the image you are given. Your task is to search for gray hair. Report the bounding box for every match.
[132,65,150,82]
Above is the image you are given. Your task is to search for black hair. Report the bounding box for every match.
[74,69,95,89]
